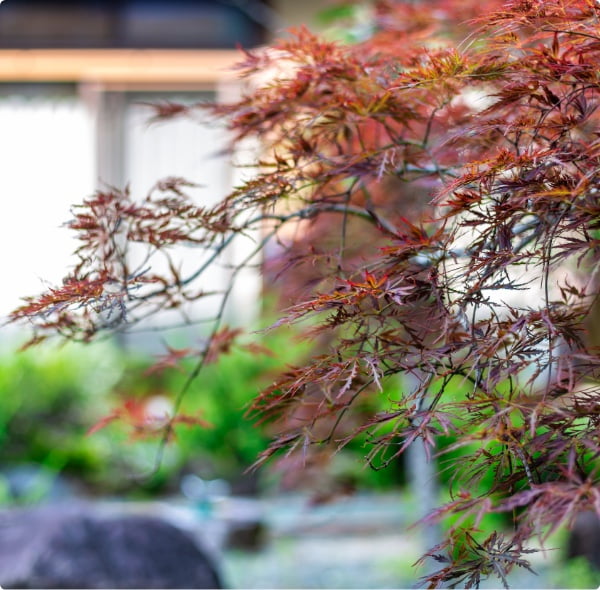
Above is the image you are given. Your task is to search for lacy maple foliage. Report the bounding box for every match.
[10,0,600,586]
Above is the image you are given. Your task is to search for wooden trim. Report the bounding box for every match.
[0,49,242,84]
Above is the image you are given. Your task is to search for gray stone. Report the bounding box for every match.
[0,505,222,589]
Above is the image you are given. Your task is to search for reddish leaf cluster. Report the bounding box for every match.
[86,397,211,441]
[10,180,237,344]
[11,0,600,586]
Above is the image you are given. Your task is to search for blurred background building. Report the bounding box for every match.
[0,0,323,333]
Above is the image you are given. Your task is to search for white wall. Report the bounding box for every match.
[0,86,261,346]
[0,90,95,321]
[122,94,251,345]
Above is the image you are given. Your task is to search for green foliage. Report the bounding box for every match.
[115,326,405,491]
[127,327,311,483]
[0,341,125,498]
[0,335,290,496]
[0,327,404,499]
[552,556,599,590]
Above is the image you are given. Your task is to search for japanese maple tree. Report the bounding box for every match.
[10,0,600,586]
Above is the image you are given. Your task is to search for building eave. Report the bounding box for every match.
[0,49,242,84]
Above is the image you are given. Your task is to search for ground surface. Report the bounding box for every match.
[89,491,587,588]
[205,493,559,589]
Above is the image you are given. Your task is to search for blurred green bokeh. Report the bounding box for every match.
[0,326,406,502]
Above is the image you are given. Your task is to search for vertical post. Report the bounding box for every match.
[406,435,443,567]
[402,373,443,579]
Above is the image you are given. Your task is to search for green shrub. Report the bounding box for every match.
[0,327,408,500]
[0,340,125,499]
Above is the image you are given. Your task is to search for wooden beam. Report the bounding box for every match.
[0,49,242,84]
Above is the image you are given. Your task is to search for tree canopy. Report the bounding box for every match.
[10,0,600,586]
